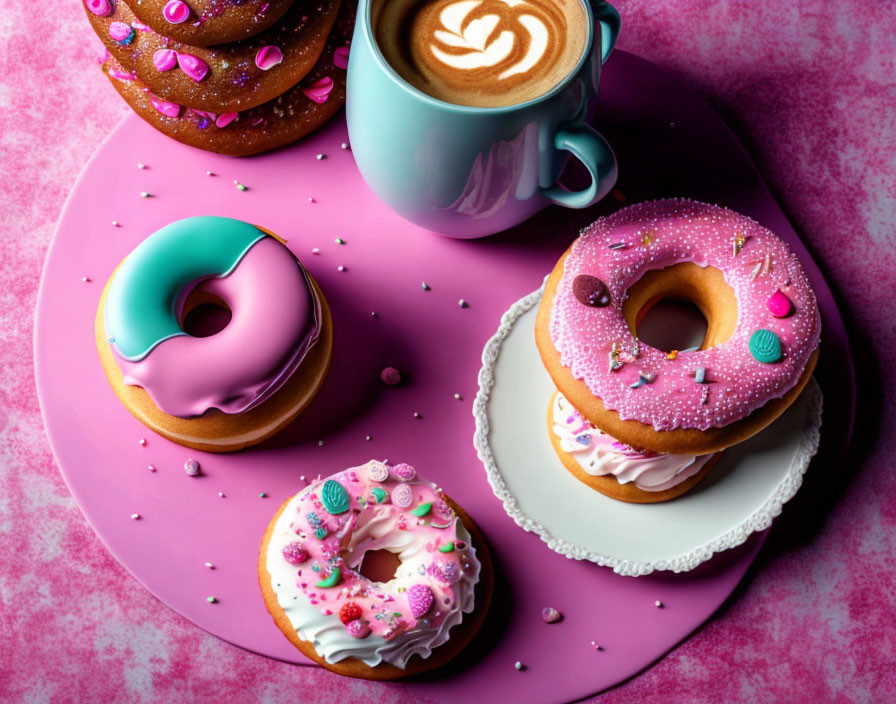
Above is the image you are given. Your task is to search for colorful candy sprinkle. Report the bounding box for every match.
[515,661,525,671]
[367,462,390,482]
[163,0,191,24]
[766,289,793,318]
[393,463,416,481]
[439,542,455,553]
[411,502,432,517]
[206,596,217,603]
[732,233,747,257]
[85,0,113,17]
[216,112,238,128]
[177,53,209,82]
[391,484,413,508]
[371,487,388,503]
[630,371,655,389]
[421,281,431,291]
[320,479,350,515]
[542,606,562,623]
[184,458,200,476]
[338,602,363,624]
[302,76,334,104]
[407,584,434,618]
[572,274,611,307]
[255,45,284,71]
[346,619,371,639]
[458,299,468,308]
[282,541,310,565]
[150,96,181,118]
[153,49,178,72]
[315,567,342,588]
[334,46,350,70]
[109,22,135,45]
[749,329,782,363]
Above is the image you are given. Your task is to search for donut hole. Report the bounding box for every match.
[179,288,232,338]
[358,549,402,584]
[622,263,737,351]
[636,298,707,352]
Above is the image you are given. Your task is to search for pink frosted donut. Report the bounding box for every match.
[260,462,487,677]
[537,199,821,456]
[99,216,331,453]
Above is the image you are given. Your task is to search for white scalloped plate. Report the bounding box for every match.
[474,287,823,576]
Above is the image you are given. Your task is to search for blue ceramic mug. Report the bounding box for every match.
[346,0,620,238]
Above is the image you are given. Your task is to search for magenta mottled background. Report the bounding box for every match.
[2,2,894,702]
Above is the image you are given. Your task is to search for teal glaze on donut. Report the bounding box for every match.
[104,216,266,361]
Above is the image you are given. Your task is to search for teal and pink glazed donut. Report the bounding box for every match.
[96,216,332,452]
[536,199,820,500]
[259,461,492,679]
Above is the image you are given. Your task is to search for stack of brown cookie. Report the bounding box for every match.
[84,0,353,155]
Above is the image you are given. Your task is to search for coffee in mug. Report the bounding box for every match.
[372,0,588,108]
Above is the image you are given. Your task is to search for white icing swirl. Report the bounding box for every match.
[265,470,480,669]
[552,393,713,492]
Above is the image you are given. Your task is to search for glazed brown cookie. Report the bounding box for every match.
[85,0,341,112]
[125,0,296,47]
[99,18,348,156]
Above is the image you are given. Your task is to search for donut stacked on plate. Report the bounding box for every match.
[83,0,353,155]
[536,199,821,503]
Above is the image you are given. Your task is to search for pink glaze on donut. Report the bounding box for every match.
[549,199,821,431]
[114,236,320,417]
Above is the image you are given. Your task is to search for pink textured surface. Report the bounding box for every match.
[1,4,893,704]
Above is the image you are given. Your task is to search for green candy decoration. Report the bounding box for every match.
[411,502,433,517]
[315,567,342,588]
[321,479,350,515]
[438,542,455,553]
[749,329,782,363]
[372,487,387,503]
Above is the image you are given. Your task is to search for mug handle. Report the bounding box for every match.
[541,125,618,209]
[594,0,621,64]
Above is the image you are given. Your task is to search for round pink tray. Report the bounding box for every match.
[35,51,853,702]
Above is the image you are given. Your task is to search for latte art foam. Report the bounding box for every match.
[373,0,587,107]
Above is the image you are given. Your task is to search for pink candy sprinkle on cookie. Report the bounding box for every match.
[150,95,182,118]
[153,49,178,72]
[85,0,113,17]
[255,45,284,71]
[302,77,334,104]
[176,53,209,82]
[109,21,135,44]
[333,46,350,70]
[163,0,191,24]
[215,112,238,128]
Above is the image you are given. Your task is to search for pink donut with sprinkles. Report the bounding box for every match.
[259,462,491,678]
[536,199,821,458]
